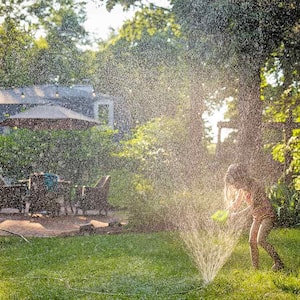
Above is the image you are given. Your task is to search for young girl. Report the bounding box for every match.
[224,163,284,271]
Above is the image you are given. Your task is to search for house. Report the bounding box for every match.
[0,84,131,137]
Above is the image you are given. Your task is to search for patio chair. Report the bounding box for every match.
[0,175,27,213]
[75,175,111,216]
[56,180,74,215]
[28,173,61,216]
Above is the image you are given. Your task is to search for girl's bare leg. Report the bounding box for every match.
[249,219,260,269]
[257,218,284,270]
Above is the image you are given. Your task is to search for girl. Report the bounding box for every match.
[224,163,284,271]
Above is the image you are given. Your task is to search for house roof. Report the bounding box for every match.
[0,84,97,104]
[6,104,100,121]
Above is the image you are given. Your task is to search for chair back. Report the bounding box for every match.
[100,176,111,196]
[0,175,7,186]
[94,176,107,189]
[29,174,45,192]
[28,173,61,216]
[75,175,111,215]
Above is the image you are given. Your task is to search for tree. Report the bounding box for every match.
[263,50,300,185]
[0,19,34,87]
[98,0,300,173]
[171,0,300,175]
[29,1,91,84]
[95,3,217,182]
[0,0,91,86]
[94,6,186,125]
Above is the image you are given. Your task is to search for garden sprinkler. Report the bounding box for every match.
[211,210,229,224]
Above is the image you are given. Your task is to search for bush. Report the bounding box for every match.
[268,182,300,227]
[122,174,170,231]
[107,168,136,209]
[0,127,116,185]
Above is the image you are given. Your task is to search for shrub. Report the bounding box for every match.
[107,168,136,209]
[268,182,300,227]
[0,127,116,185]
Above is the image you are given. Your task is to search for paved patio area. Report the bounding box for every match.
[0,208,125,237]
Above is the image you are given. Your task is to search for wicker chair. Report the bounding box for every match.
[28,173,61,216]
[0,176,27,213]
[75,175,111,216]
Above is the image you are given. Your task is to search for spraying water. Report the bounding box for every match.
[171,191,249,285]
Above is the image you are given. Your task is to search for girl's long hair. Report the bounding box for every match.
[224,163,250,208]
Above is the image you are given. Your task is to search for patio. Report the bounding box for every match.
[0,211,124,237]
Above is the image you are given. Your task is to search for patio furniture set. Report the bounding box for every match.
[0,99,110,217]
[0,174,111,216]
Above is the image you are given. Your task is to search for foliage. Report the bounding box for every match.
[98,0,300,171]
[263,75,300,124]
[113,114,219,229]
[100,0,139,12]
[0,229,299,298]
[29,1,90,84]
[0,128,116,185]
[289,134,300,190]
[0,0,92,87]
[0,19,35,87]
[115,5,181,43]
[171,0,300,71]
[171,0,300,168]
[0,0,87,35]
[261,49,299,183]
[114,116,191,229]
[117,116,197,187]
[94,17,188,126]
[268,182,300,227]
[106,168,136,209]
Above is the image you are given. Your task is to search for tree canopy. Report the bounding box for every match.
[0,0,92,87]
[1,0,299,186]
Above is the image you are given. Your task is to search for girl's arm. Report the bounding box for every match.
[227,189,244,212]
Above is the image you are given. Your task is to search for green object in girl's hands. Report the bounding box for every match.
[211,210,229,223]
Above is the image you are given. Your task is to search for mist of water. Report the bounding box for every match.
[171,195,249,285]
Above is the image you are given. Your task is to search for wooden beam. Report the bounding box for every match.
[217,121,300,130]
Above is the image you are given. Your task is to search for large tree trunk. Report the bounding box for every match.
[283,108,293,185]
[184,69,205,186]
[236,67,264,177]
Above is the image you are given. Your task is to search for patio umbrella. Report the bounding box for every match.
[0,104,102,193]
[0,105,100,130]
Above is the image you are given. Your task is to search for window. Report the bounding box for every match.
[93,99,114,128]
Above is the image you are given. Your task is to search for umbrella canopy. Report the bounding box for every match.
[0,105,101,130]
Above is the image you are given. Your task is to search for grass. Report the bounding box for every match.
[0,228,299,299]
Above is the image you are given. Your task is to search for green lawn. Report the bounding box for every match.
[0,228,299,299]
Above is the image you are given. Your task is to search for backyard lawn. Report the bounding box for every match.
[0,228,299,299]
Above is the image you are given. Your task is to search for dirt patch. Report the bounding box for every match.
[0,211,126,238]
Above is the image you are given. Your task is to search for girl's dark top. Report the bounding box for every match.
[246,179,276,221]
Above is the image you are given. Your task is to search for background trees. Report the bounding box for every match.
[171,0,300,175]
[91,0,300,227]
[0,0,92,86]
[0,0,299,226]
[0,18,34,87]
[96,0,300,176]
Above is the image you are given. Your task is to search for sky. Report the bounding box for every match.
[84,1,170,40]
[84,2,136,41]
